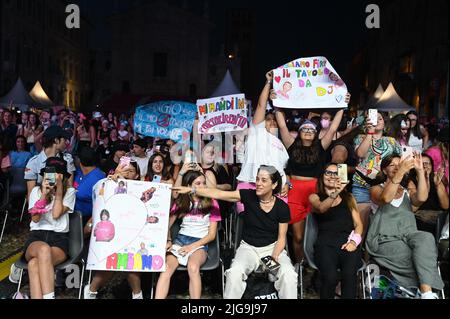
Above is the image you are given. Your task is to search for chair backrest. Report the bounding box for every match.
[303,213,319,270]
[0,178,10,209]
[9,167,27,196]
[171,218,220,271]
[234,213,244,256]
[64,211,84,266]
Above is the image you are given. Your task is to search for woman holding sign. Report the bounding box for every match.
[272,91,348,266]
[83,160,145,299]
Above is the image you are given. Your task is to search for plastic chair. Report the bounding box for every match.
[14,211,86,299]
[300,213,367,299]
[149,219,225,298]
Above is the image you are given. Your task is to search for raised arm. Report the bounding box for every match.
[172,186,241,203]
[321,109,344,150]
[274,109,295,149]
[407,153,429,207]
[253,71,273,125]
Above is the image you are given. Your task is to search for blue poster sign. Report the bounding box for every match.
[134,101,197,142]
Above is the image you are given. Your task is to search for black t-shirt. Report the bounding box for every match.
[286,142,326,177]
[314,196,354,247]
[239,189,291,247]
[101,158,119,176]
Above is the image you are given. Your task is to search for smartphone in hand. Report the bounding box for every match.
[153,175,162,183]
[45,167,57,186]
[337,164,348,184]
[119,156,131,168]
[368,109,378,126]
[401,146,415,161]
[261,256,281,273]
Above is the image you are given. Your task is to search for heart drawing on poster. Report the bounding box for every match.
[274,76,282,84]
[89,194,148,264]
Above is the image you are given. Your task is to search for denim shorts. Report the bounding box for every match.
[174,234,208,252]
[352,184,371,204]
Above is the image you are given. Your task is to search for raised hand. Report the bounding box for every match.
[413,152,424,172]
[344,92,351,104]
[266,70,274,82]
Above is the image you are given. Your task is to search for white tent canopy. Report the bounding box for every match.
[363,84,385,110]
[210,70,241,98]
[374,82,414,112]
[0,78,36,111]
[29,81,54,107]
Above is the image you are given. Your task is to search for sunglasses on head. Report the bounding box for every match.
[300,128,316,133]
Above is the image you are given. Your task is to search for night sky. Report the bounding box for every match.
[74,0,373,82]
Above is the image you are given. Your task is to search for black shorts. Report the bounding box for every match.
[24,230,70,258]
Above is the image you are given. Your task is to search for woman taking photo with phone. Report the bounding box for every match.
[24,157,76,299]
[173,165,297,299]
[366,153,444,299]
[145,153,174,184]
[309,163,363,299]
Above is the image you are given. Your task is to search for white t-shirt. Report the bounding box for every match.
[172,200,222,239]
[237,121,289,185]
[28,187,76,233]
[131,155,151,178]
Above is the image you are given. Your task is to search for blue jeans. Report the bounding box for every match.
[352,184,371,204]
[174,234,209,251]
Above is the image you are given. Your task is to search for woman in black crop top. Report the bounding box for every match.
[272,96,348,265]
[309,163,363,299]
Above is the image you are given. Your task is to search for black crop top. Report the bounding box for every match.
[286,142,326,178]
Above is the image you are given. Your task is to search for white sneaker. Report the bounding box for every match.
[132,291,143,299]
[83,285,98,299]
[421,291,439,299]
[9,264,21,284]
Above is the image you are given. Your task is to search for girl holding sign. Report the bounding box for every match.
[155,170,221,299]
[272,90,349,266]
[84,160,144,299]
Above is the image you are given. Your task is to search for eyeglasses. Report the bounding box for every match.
[300,128,317,134]
[422,162,431,167]
[324,170,338,177]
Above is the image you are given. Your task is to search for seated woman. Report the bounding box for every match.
[309,163,363,299]
[173,165,298,299]
[410,153,449,237]
[155,171,221,299]
[83,160,144,299]
[366,153,444,299]
[24,157,76,299]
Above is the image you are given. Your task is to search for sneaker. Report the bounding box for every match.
[132,291,143,299]
[83,285,98,299]
[9,264,21,284]
[421,291,439,299]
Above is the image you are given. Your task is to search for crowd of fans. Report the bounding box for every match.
[0,71,448,300]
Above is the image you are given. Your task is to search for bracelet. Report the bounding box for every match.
[266,80,272,85]
[190,187,197,195]
[391,179,401,185]
[347,231,362,247]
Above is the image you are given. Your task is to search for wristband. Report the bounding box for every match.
[347,230,362,247]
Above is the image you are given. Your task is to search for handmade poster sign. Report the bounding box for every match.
[197,94,248,134]
[134,101,197,142]
[87,179,172,272]
[273,57,348,109]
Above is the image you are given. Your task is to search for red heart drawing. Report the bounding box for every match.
[275,76,281,84]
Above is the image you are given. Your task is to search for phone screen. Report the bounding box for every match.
[45,167,57,186]
[368,109,378,126]
[337,164,348,183]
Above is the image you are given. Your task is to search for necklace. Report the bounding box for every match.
[259,196,274,204]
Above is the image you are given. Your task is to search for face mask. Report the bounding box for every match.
[321,119,331,129]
